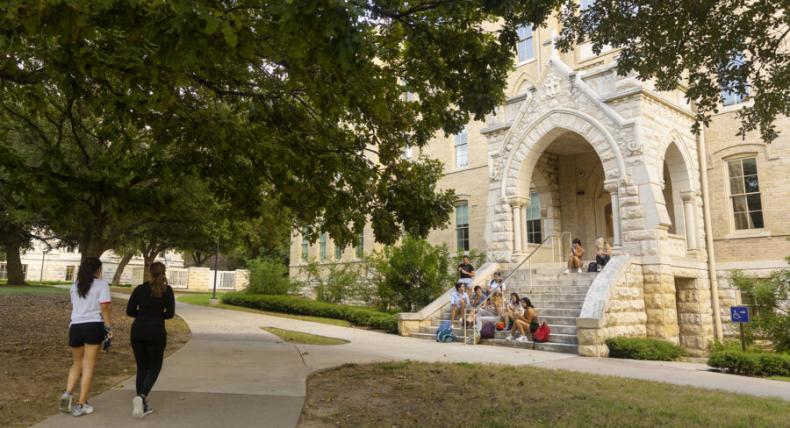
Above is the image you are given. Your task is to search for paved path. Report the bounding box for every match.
[36,298,790,428]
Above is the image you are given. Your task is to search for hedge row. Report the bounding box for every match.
[606,337,685,361]
[708,349,790,377]
[222,293,398,333]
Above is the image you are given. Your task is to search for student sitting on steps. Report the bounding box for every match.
[450,282,471,325]
[511,297,539,343]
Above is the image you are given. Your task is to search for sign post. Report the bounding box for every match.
[730,306,750,351]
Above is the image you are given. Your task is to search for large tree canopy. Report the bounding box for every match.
[0,0,561,251]
[557,0,789,143]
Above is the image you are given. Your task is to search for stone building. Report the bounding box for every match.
[289,17,789,355]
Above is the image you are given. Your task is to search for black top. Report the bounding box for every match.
[126,282,175,322]
[458,263,475,279]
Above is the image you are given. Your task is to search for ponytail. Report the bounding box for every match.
[149,262,167,298]
[76,257,103,298]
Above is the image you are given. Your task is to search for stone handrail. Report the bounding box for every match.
[577,255,631,329]
[396,262,500,336]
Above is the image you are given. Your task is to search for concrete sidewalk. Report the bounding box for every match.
[36,298,790,428]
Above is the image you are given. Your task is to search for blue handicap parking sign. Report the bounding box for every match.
[730,306,749,323]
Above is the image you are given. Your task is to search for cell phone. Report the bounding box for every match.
[102,336,112,352]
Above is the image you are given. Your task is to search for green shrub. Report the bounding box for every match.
[731,259,790,352]
[366,235,453,312]
[246,258,296,295]
[606,337,685,361]
[222,293,398,333]
[301,261,369,304]
[708,349,790,376]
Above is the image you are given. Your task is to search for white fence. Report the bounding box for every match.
[209,270,237,290]
[168,268,189,289]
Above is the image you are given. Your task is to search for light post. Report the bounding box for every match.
[39,248,48,283]
[210,237,220,305]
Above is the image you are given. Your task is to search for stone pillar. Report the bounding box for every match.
[511,202,523,254]
[680,191,698,250]
[604,179,622,250]
[520,204,528,249]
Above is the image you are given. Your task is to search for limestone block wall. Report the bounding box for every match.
[187,267,211,291]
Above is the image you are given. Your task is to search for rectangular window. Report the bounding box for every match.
[456,202,470,252]
[0,263,6,280]
[301,233,309,262]
[727,158,763,230]
[355,232,364,259]
[454,126,468,169]
[516,25,535,63]
[65,265,75,281]
[721,53,748,106]
[319,233,327,261]
[22,264,28,279]
[526,191,542,244]
[335,243,343,260]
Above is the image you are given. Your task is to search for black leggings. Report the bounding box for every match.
[131,324,166,397]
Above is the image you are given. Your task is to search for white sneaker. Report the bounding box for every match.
[563,269,569,274]
[133,395,144,419]
[517,336,529,343]
[505,335,514,341]
[59,393,72,413]
[577,268,583,273]
[71,403,92,417]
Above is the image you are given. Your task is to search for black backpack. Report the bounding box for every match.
[587,262,598,272]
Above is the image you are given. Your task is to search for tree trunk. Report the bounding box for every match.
[112,252,134,286]
[192,251,209,267]
[3,234,26,285]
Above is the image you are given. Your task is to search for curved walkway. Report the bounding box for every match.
[37,298,790,428]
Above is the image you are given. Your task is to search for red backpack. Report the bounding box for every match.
[533,322,551,343]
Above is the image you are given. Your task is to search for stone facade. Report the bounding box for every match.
[289,20,790,356]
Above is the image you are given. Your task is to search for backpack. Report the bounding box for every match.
[533,322,551,343]
[480,322,496,339]
[436,320,455,343]
[587,262,598,272]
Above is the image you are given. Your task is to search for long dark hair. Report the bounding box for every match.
[77,257,102,298]
[521,297,534,308]
[149,262,168,298]
[510,292,520,304]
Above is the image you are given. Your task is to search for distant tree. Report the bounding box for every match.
[556,0,789,142]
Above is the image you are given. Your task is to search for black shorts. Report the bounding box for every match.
[69,322,106,347]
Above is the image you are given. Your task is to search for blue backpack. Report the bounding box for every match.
[435,320,454,343]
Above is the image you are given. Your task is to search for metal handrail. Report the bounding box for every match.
[465,232,571,345]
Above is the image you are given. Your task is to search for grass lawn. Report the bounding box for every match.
[0,284,68,295]
[0,286,191,428]
[768,376,790,382]
[262,327,349,346]
[177,293,351,327]
[298,362,790,428]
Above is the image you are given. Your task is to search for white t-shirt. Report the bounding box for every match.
[450,290,470,306]
[70,278,112,325]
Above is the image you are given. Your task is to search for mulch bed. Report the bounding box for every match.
[0,291,190,427]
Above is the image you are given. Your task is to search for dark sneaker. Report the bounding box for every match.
[143,402,154,417]
[59,393,72,413]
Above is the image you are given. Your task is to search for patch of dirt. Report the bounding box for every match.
[0,292,190,427]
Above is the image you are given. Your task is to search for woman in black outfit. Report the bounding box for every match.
[126,261,175,418]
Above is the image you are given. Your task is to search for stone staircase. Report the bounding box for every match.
[410,265,597,353]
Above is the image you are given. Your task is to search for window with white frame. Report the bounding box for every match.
[721,53,748,106]
[516,25,535,63]
[334,242,343,260]
[526,191,542,244]
[454,126,468,169]
[65,265,75,281]
[319,233,327,261]
[301,232,309,262]
[456,201,470,252]
[727,157,763,230]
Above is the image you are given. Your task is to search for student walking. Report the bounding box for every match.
[59,257,113,417]
[126,262,175,418]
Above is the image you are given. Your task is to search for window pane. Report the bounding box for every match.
[742,158,757,175]
[455,144,468,168]
[744,175,759,193]
[456,202,469,226]
[335,245,342,260]
[746,194,762,211]
[527,191,541,220]
[356,233,364,259]
[733,212,749,230]
[729,177,745,195]
[732,195,748,213]
[727,160,743,177]
[749,211,764,229]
